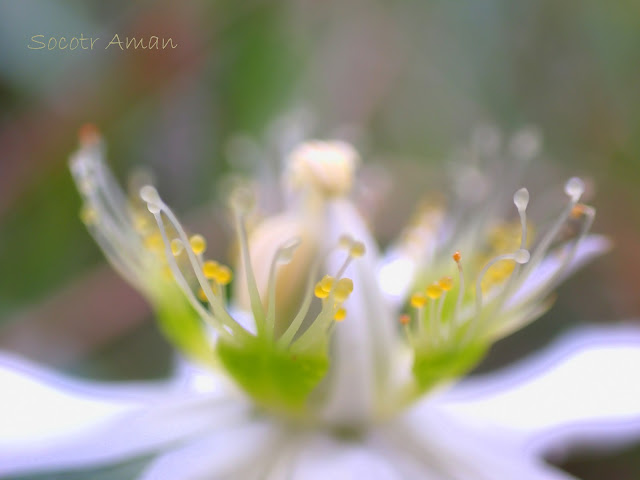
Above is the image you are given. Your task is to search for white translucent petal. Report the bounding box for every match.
[382,407,576,480]
[507,235,610,308]
[290,432,402,480]
[319,199,401,426]
[376,251,416,305]
[439,324,640,455]
[0,353,248,475]
[139,420,281,480]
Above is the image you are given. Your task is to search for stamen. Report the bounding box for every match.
[453,251,465,325]
[475,249,529,315]
[399,313,415,348]
[202,260,220,279]
[425,284,443,343]
[411,292,427,337]
[334,278,354,303]
[334,307,347,322]
[513,188,529,249]
[231,192,266,333]
[140,186,242,337]
[265,238,301,338]
[170,238,184,256]
[277,255,324,348]
[521,177,585,280]
[410,292,427,308]
[189,234,207,255]
[80,205,98,225]
[349,241,366,258]
[543,204,596,290]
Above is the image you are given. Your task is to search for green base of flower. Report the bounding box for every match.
[217,336,329,415]
[413,340,488,394]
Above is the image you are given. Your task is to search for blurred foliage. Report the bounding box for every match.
[0,1,639,477]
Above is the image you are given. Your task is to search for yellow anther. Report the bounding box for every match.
[133,214,150,232]
[162,266,173,280]
[399,314,411,326]
[320,275,335,293]
[170,238,184,256]
[334,307,347,322]
[425,283,443,299]
[213,264,232,285]
[338,235,354,249]
[349,241,366,258]
[453,251,462,263]
[571,203,587,219]
[144,233,163,252]
[410,292,427,308]
[334,277,354,302]
[189,234,207,255]
[80,206,97,225]
[197,288,208,302]
[438,276,453,291]
[314,283,330,299]
[202,260,220,279]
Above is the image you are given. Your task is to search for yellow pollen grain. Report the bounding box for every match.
[320,275,334,293]
[213,265,232,285]
[144,233,163,252]
[334,277,354,302]
[189,234,206,255]
[202,260,220,279]
[349,241,366,258]
[170,238,184,256]
[410,292,427,308]
[80,206,97,225]
[425,283,443,299]
[338,235,353,249]
[133,214,149,232]
[162,266,173,280]
[315,283,330,299]
[438,276,453,291]
[571,203,587,219]
[334,307,347,322]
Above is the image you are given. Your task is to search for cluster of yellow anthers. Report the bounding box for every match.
[139,182,367,348]
[313,236,364,322]
[400,177,594,348]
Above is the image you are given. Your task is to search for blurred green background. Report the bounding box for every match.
[1,1,639,478]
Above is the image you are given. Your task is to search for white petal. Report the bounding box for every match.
[290,432,402,480]
[320,198,401,426]
[507,235,610,309]
[381,408,576,480]
[0,353,248,475]
[139,420,281,480]
[439,323,640,456]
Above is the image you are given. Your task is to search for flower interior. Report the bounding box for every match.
[70,125,599,427]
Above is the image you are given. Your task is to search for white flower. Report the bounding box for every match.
[2,126,637,479]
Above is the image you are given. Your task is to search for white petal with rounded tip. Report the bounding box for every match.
[382,407,576,480]
[439,324,640,455]
[139,420,281,480]
[0,353,248,475]
[507,234,610,308]
[320,198,400,426]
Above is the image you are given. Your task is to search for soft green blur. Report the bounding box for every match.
[1,1,639,478]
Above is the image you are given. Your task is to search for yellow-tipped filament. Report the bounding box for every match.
[410,292,427,309]
[189,234,207,255]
